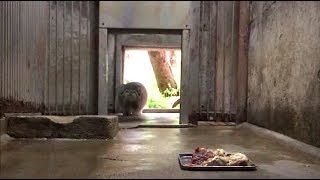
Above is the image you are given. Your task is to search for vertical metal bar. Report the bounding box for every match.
[62,1,65,115]
[22,1,25,102]
[37,1,40,106]
[16,1,18,101]
[199,1,204,120]
[70,1,73,115]
[10,1,13,99]
[222,2,226,122]
[229,1,235,122]
[47,1,51,114]
[28,1,31,103]
[0,2,2,98]
[4,0,7,98]
[0,2,3,98]
[207,2,217,120]
[16,1,19,101]
[33,1,36,105]
[18,2,21,101]
[86,1,90,114]
[78,2,81,114]
[32,1,35,105]
[5,1,8,99]
[27,1,30,103]
[214,1,219,121]
[207,1,212,121]
[6,0,9,99]
[55,1,58,114]
[13,1,16,100]
[8,1,11,99]
[7,1,10,99]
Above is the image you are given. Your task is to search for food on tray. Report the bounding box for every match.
[228,153,249,166]
[188,147,250,166]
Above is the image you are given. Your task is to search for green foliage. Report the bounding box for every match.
[145,80,180,109]
[162,83,180,97]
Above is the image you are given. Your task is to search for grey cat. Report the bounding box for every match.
[117,82,147,116]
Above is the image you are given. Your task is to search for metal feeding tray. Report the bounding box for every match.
[178,153,257,171]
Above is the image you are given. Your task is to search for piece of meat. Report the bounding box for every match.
[202,156,229,166]
[227,153,249,166]
[213,148,226,156]
[190,147,215,165]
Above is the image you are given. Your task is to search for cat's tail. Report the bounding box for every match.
[172,98,181,108]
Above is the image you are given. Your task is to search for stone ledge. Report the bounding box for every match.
[237,122,320,160]
[6,115,119,139]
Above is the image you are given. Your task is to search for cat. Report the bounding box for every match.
[117,82,147,116]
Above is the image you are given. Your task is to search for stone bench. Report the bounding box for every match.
[6,115,119,139]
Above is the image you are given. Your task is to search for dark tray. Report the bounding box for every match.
[178,153,257,171]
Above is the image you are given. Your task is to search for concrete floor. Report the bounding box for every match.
[1,123,320,179]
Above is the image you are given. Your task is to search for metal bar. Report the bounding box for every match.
[55,1,58,114]
[15,1,18,100]
[47,1,51,114]
[214,1,219,121]
[70,1,73,115]
[10,1,13,99]
[13,2,16,100]
[18,2,21,101]
[206,1,210,121]
[229,1,235,122]
[8,1,11,99]
[78,2,81,115]
[31,0,35,104]
[86,1,90,114]
[3,1,9,98]
[62,1,65,115]
[27,1,30,103]
[0,2,2,98]
[198,1,204,119]
[207,2,217,120]
[22,1,25,102]
[222,1,226,122]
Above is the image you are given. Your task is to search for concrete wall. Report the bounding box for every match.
[0,2,48,106]
[0,1,99,115]
[248,1,320,147]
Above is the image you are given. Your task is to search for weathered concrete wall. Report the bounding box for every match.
[0,2,99,116]
[248,1,320,147]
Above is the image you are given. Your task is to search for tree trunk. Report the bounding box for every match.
[148,50,178,95]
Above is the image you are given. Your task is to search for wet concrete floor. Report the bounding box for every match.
[1,123,320,178]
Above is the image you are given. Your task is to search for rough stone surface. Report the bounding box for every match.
[248,1,320,147]
[6,116,119,139]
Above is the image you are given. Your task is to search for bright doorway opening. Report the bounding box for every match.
[123,48,181,113]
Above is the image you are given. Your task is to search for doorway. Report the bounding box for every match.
[106,31,184,125]
[123,48,181,112]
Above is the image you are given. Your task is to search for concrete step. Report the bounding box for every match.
[6,115,119,139]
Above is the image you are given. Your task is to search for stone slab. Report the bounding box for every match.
[6,115,119,139]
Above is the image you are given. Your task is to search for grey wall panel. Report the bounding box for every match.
[0,1,48,108]
[99,1,192,29]
[45,1,98,115]
[0,1,98,115]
